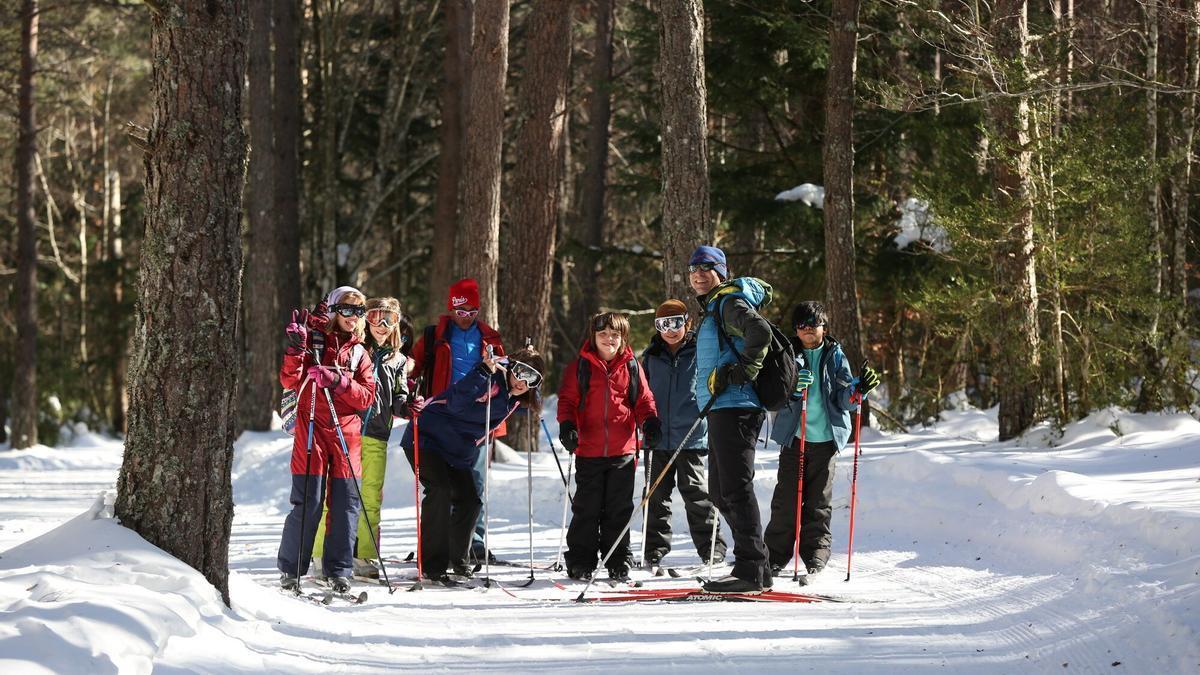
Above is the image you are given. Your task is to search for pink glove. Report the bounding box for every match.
[307,365,346,391]
[285,309,309,355]
[307,301,331,332]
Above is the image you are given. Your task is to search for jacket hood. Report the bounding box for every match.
[705,277,772,310]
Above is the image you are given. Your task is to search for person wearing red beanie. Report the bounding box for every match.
[409,277,506,565]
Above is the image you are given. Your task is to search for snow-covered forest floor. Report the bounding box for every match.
[1,406,1197,673]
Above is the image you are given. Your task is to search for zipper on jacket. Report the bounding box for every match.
[602,361,610,457]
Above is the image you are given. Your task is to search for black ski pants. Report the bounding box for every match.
[707,407,771,586]
[764,439,838,571]
[642,449,726,565]
[404,446,480,578]
[277,472,361,579]
[565,454,636,574]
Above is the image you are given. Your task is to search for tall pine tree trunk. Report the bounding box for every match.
[242,0,278,432]
[574,0,614,338]
[658,0,713,310]
[11,0,39,450]
[989,0,1040,440]
[1138,0,1165,411]
[504,0,572,450]
[459,0,510,329]
[822,0,866,421]
[115,0,247,606]
[275,0,302,319]
[428,0,470,321]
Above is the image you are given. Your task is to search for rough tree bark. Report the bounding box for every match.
[428,0,471,320]
[573,0,614,339]
[657,0,713,311]
[988,0,1041,440]
[822,0,867,412]
[275,0,302,318]
[11,0,40,450]
[458,0,510,329]
[242,0,279,432]
[115,0,248,606]
[503,0,573,450]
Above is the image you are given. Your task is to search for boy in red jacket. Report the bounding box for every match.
[558,312,660,581]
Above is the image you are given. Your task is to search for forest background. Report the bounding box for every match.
[2,0,1196,455]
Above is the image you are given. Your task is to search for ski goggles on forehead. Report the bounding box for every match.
[654,315,687,333]
[331,304,367,318]
[509,360,543,388]
[366,308,400,328]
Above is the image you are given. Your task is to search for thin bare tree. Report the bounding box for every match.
[11,0,40,450]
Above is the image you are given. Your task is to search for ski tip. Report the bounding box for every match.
[356,591,368,603]
[666,568,681,578]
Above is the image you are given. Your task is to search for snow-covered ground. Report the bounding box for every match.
[1,407,1198,673]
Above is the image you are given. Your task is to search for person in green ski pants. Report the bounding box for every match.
[314,296,413,578]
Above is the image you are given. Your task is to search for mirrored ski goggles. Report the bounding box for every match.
[654,315,687,333]
[795,319,825,330]
[509,360,543,388]
[332,304,367,318]
[366,309,400,328]
[454,308,479,319]
[688,262,719,274]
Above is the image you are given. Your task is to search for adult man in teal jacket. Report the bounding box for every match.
[688,245,775,593]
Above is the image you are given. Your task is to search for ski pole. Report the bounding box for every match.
[793,388,809,583]
[292,336,325,594]
[638,434,651,567]
[554,452,572,572]
[293,377,320,594]
[541,418,571,496]
[576,394,719,602]
[321,384,396,594]
[482,346,495,589]
[411,415,424,589]
[844,391,865,582]
[525,416,536,585]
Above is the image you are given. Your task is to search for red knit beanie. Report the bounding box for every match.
[447,278,481,311]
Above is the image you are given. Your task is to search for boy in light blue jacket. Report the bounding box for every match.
[764,301,878,581]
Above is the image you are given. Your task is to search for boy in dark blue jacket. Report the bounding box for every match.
[640,299,726,568]
[764,302,878,581]
[400,347,545,582]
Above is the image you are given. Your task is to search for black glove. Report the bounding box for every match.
[559,420,579,454]
[856,365,880,396]
[642,417,663,449]
[708,362,749,395]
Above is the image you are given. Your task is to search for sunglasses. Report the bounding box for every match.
[332,304,367,318]
[654,315,687,333]
[688,262,719,274]
[795,319,825,330]
[366,309,400,328]
[509,360,543,388]
[454,308,479,319]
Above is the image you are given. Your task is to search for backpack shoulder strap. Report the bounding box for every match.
[576,358,591,412]
[421,324,437,396]
[349,344,366,372]
[626,358,640,410]
[712,296,746,366]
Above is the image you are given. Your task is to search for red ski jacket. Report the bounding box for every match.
[557,340,658,458]
[280,329,376,478]
[410,315,506,398]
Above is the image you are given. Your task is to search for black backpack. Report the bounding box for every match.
[575,357,641,413]
[713,297,797,412]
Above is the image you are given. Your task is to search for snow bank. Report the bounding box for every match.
[0,494,236,675]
